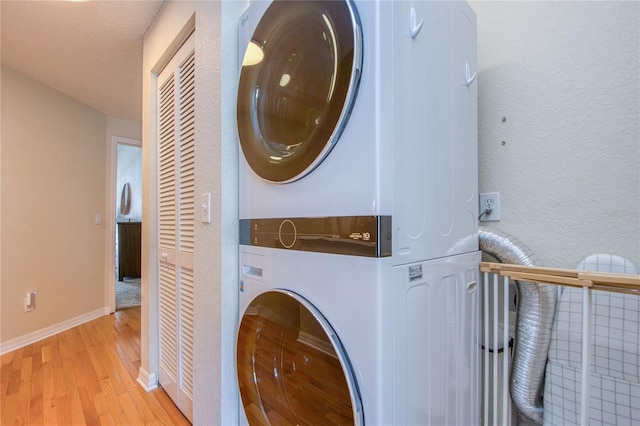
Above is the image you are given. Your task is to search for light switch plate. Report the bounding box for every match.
[25,291,36,312]
[201,193,211,224]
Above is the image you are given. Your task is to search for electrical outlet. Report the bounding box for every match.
[479,192,501,222]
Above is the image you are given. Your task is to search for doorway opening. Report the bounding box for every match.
[111,137,142,311]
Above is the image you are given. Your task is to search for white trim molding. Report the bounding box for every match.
[0,307,110,355]
[137,367,159,392]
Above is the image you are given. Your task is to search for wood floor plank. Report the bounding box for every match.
[29,355,44,425]
[51,354,67,400]
[117,388,145,424]
[15,393,31,425]
[113,339,141,382]
[61,356,87,425]
[48,336,62,369]
[41,345,51,364]
[57,334,71,360]
[100,379,128,426]
[85,345,109,382]
[92,391,110,418]
[11,348,24,372]
[128,386,158,424]
[99,412,116,426]
[104,344,137,393]
[41,357,56,426]
[77,385,101,425]
[6,366,22,396]
[95,346,127,396]
[20,356,33,386]
[1,361,11,410]
[2,392,19,425]
[2,350,15,365]
[136,392,177,426]
[75,348,103,397]
[1,307,189,425]
[147,388,192,426]
[55,394,72,426]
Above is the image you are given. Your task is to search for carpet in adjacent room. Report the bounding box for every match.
[116,277,141,310]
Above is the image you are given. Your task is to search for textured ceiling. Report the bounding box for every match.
[1,0,165,122]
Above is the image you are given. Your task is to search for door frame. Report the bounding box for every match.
[107,136,142,313]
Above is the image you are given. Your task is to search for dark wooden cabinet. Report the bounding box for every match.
[118,222,141,281]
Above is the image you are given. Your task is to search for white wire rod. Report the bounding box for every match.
[581,286,592,425]
[492,272,499,426]
[483,271,490,426]
[502,274,510,425]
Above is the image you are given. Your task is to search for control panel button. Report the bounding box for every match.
[278,219,297,248]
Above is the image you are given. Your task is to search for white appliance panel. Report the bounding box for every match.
[391,0,478,263]
[392,251,481,425]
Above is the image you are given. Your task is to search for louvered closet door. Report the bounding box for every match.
[157,33,195,423]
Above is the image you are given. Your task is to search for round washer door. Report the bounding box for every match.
[236,290,363,425]
[237,0,362,183]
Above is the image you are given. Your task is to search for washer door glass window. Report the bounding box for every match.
[237,290,363,425]
[237,0,361,183]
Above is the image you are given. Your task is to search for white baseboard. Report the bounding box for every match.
[0,307,110,355]
[137,367,159,391]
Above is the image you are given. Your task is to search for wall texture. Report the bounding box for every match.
[107,117,142,142]
[1,64,107,344]
[142,1,244,424]
[472,1,640,268]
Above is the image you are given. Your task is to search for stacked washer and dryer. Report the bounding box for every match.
[235,1,479,425]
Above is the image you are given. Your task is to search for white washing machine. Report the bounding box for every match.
[238,246,480,425]
[236,0,480,424]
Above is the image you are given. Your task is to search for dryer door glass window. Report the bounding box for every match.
[237,290,363,425]
[237,0,361,183]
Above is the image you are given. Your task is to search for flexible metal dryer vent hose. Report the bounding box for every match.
[479,226,557,425]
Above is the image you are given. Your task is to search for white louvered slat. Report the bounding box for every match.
[159,74,176,250]
[179,267,195,398]
[159,263,178,381]
[179,50,195,254]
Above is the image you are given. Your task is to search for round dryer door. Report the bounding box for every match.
[236,290,363,425]
[237,0,362,183]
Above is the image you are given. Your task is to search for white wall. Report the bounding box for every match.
[472,1,640,268]
[141,1,245,424]
[116,145,142,222]
[1,64,107,345]
[107,117,142,143]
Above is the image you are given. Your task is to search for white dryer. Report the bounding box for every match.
[236,0,480,425]
[237,0,479,264]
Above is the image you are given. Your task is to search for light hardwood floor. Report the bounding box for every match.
[1,307,190,425]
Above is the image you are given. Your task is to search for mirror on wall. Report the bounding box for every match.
[120,182,131,215]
